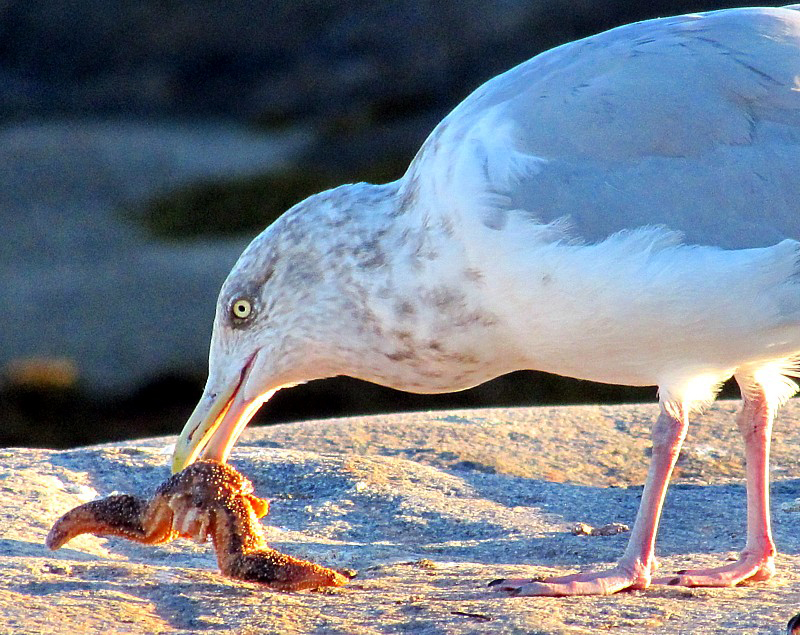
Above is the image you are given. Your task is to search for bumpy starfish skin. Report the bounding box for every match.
[46,461,350,591]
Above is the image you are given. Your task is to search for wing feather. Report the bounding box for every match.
[407,6,800,248]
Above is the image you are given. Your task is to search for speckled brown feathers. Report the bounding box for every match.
[46,461,350,591]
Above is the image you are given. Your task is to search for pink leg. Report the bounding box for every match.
[492,406,689,596]
[653,387,776,587]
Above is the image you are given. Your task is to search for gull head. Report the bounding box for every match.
[171,182,402,472]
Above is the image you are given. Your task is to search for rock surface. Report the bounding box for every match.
[3,401,800,634]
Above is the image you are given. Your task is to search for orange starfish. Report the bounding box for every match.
[46,460,350,591]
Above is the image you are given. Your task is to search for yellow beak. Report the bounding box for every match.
[171,353,270,473]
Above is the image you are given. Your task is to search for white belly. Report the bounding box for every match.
[485,230,800,389]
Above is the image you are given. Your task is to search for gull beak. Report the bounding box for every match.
[171,352,273,473]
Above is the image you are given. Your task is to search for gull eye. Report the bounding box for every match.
[231,298,253,320]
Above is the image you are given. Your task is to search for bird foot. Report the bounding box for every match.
[489,562,650,596]
[652,551,775,587]
[47,460,351,591]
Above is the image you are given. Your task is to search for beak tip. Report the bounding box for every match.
[170,448,190,474]
[170,457,184,474]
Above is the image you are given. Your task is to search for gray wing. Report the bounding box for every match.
[414,6,800,248]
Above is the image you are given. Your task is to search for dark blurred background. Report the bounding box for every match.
[0,0,772,449]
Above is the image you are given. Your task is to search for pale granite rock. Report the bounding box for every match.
[3,402,800,634]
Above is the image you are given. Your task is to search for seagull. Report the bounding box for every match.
[172,5,800,596]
